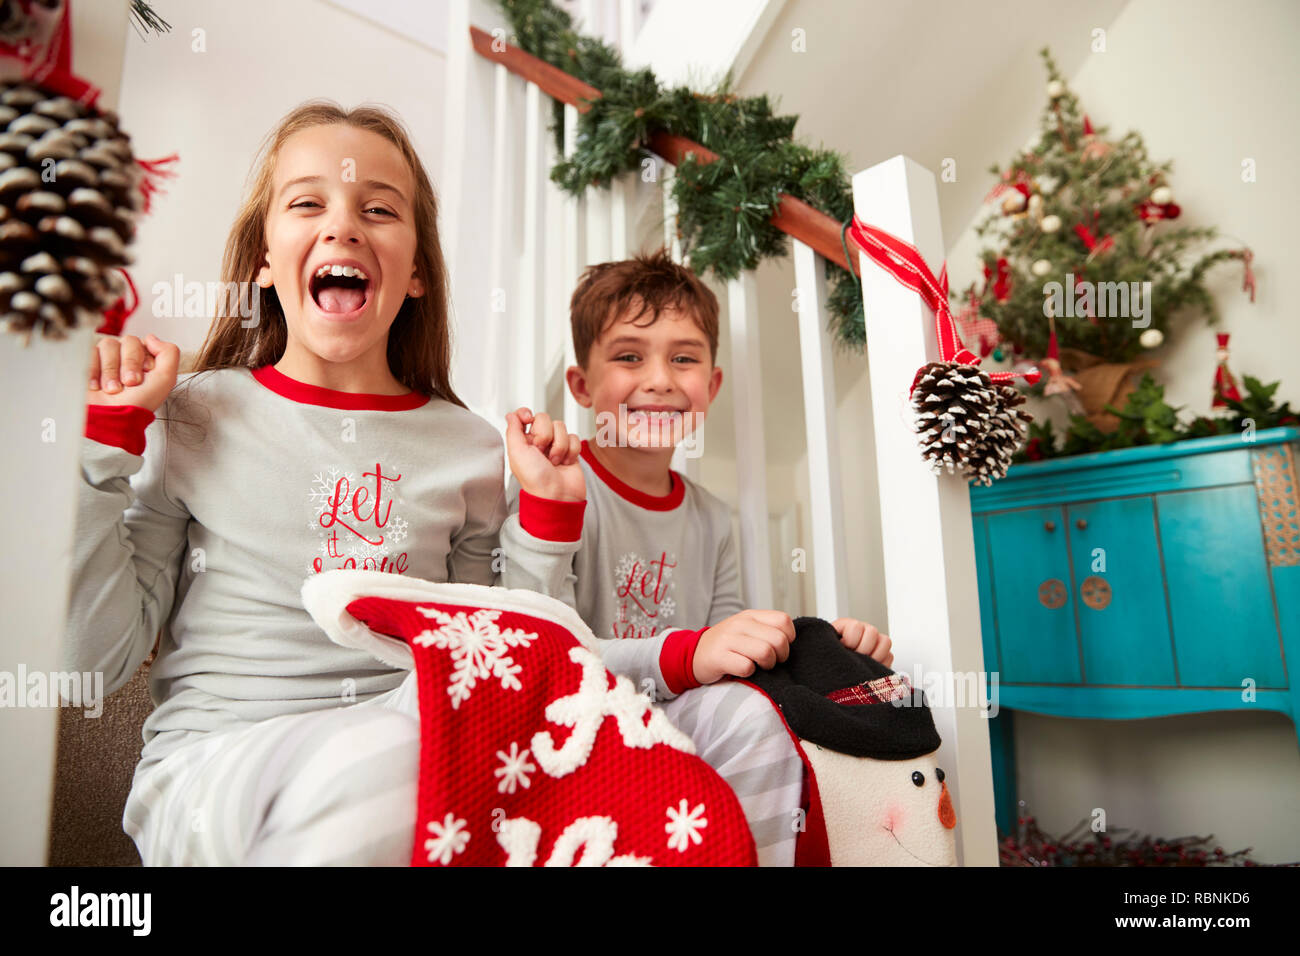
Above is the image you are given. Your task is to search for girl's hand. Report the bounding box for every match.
[87,333,181,413]
[505,407,586,503]
[831,617,893,668]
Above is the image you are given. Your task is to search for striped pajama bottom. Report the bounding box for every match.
[122,673,802,866]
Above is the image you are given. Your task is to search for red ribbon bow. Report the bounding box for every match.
[845,216,1040,394]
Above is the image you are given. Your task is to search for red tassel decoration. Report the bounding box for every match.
[1238,248,1256,304]
[97,269,140,336]
[136,153,180,214]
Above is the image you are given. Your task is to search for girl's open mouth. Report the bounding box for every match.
[309,264,372,317]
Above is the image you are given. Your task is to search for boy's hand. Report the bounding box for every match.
[505,407,586,502]
[692,610,795,684]
[86,333,180,413]
[831,617,893,668]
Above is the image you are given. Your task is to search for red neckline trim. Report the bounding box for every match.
[251,365,429,411]
[580,439,685,511]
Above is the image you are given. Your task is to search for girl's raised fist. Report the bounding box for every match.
[87,333,180,413]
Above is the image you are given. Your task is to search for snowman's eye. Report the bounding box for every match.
[911,771,925,787]
[935,767,946,783]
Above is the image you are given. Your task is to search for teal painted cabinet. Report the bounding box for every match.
[969,427,1300,836]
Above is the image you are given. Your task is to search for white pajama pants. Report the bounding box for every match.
[122,673,802,866]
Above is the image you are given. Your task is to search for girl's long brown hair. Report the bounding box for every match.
[188,101,464,408]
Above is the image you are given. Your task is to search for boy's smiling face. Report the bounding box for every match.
[258,123,425,367]
[569,302,722,450]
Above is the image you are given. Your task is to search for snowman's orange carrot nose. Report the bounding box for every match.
[938,781,957,829]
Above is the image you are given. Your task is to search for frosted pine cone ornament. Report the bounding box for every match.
[910,361,997,476]
[0,81,139,344]
[964,381,1034,486]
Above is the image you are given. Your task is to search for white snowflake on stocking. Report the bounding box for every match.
[665,799,707,853]
[494,742,536,795]
[414,607,538,709]
[425,812,470,865]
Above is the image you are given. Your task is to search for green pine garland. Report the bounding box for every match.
[496,0,866,350]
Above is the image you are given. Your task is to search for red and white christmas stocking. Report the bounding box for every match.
[303,570,757,867]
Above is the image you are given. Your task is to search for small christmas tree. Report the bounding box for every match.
[960,48,1253,432]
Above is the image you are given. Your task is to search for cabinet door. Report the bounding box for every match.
[1156,485,1286,688]
[986,506,1081,684]
[1066,498,1177,685]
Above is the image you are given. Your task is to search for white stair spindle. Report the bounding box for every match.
[610,176,629,261]
[726,272,773,609]
[519,80,548,415]
[487,62,514,419]
[662,160,682,261]
[563,103,585,435]
[793,239,849,620]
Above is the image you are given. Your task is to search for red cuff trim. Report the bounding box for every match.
[660,627,707,695]
[518,489,585,542]
[85,404,155,455]
[580,439,685,511]
[251,365,429,411]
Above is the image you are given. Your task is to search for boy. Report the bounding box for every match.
[506,248,892,865]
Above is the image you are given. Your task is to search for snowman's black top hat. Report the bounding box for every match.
[743,616,942,760]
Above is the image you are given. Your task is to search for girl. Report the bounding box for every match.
[70,102,585,865]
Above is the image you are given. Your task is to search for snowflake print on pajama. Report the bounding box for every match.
[309,462,411,576]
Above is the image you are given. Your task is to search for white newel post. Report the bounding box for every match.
[852,155,998,867]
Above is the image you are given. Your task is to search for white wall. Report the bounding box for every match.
[116,0,470,392]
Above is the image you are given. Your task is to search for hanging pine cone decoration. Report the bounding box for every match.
[0,81,139,345]
[911,361,998,477]
[965,382,1034,487]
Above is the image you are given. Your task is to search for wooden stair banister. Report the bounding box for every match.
[469,25,860,276]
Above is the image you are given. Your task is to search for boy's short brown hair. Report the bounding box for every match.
[570,247,719,368]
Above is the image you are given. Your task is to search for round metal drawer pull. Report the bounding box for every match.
[1044,520,1056,532]
[1080,575,1111,610]
[1038,578,1067,609]
[1076,518,1088,530]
